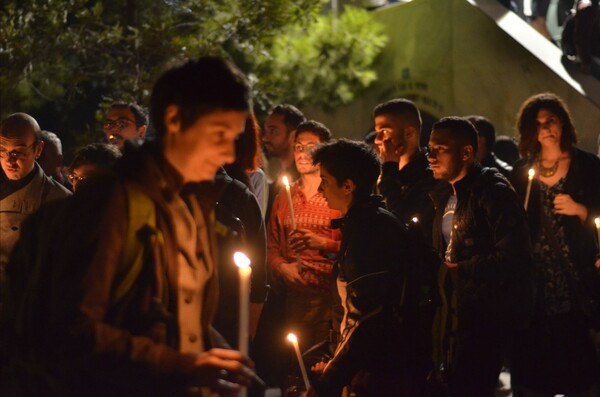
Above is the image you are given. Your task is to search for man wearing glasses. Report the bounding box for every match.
[103,102,148,150]
[0,113,70,292]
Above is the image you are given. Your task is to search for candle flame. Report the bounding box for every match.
[595,217,600,228]
[287,333,298,343]
[528,168,535,178]
[282,175,290,187]
[411,217,419,224]
[233,251,251,268]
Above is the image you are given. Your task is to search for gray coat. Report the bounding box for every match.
[0,164,70,271]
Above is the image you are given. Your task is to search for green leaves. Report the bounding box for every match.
[252,6,387,111]
[1,0,386,152]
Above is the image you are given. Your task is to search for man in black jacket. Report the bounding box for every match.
[374,98,440,394]
[427,117,532,397]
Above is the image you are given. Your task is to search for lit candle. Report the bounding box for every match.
[234,252,251,355]
[524,168,535,209]
[287,333,310,391]
[282,175,297,230]
[595,217,600,251]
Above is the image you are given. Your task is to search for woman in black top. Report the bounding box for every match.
[510,92,600,397]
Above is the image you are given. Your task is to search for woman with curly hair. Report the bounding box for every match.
[510,92,600,397]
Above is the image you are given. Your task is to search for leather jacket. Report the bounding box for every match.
[378,149,439,243]
[430,164,533,329]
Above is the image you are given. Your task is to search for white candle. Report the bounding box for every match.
[234,252,252,397]
[595,217,600,251]
[287,333,310,391]
[524,168,535,210]
[234,252,251,350]
[282,176,297,230]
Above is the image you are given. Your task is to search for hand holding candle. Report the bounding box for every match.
[287,333,310,391]
[524,168,535,209]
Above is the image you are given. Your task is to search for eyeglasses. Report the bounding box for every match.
[103,118,135,131]
[0,142,37,160]
[294,143,317,153]
[67,174,87,185]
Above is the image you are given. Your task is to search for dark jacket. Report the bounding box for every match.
[480,152,513,178]
[510,148,600,322]
[313,196,409,396]
[2,142,225,397]
[0,163,70,281]
[212,168,268,347]
[430,164,532,332]
[378,149,439,243]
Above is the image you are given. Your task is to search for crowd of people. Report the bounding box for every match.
[0,56,599,397]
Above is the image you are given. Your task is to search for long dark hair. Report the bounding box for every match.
[515,92,577,157]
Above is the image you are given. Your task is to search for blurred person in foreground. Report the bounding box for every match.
[1,57,258,397]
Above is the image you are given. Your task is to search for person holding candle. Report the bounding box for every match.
[266,120,341,386]
[2,57,257,397]
[308,139,413,396]
[509,92,600,397]
[427,117,532,397]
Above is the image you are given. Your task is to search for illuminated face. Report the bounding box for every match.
[0,127,43,181]
[318,166,349,215]
[68,163,97,192]
[536,109,563,148]
[374,113,408,158]
[294,131,320,175]
[262,113,293,158]
[427,129,464,183]
[104,107,145,150]
[164,109,247,183]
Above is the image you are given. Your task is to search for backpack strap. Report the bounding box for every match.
[112,185,156,304]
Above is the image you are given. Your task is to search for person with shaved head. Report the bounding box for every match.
[0,113,70,290]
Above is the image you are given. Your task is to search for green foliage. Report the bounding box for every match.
[252,6,388,111]
[0,0,386,153]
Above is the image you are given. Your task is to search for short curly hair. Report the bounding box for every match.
[312,139,380,202]
[515,92,577,157]
[69,143,121,172]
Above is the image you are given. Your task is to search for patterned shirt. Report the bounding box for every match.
[534,177,579,316]
[267,178,341,291]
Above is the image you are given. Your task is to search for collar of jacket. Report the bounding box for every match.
[117,140,186,203]
[0,162,40,200]
[428,163,482,208]
[330,194,386,230]
[399,148,432,182]
[452,162,482,199]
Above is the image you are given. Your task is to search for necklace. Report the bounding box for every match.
[538,159,559,177]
